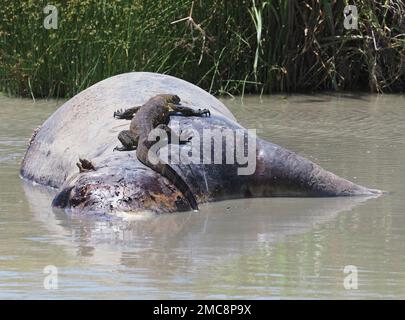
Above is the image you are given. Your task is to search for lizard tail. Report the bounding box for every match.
[136,138,199,211]
[137,150,199,211]
[159,163,199,211]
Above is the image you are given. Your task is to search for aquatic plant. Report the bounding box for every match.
[0,0,404,98]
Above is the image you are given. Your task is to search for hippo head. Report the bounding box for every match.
[51,158,193,215]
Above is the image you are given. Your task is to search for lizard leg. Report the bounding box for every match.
[113,106,141,119]
[114,130,138,151]
[155,124,191,145]
[170,105,211,117]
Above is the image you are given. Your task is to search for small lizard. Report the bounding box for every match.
[113,94,210,211]
[76,158,96,173]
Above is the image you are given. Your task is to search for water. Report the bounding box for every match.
[1,93,405,299]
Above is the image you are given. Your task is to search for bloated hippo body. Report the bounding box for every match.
[20,72,383,214]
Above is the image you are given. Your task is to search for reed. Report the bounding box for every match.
[1,0,404,98]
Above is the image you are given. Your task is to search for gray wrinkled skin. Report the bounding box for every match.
[20,72,383,214]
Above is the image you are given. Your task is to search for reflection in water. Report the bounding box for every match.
[21,180,378,299]
[1,94,405,298]
[22,181,373,264]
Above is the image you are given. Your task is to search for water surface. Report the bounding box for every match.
[0,93,404,299]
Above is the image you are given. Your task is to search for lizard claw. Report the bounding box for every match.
[113,145,136,152]
[198,108,211,117]
[114,109,124,119]
[179,130,193,144]
[179,129,194,144]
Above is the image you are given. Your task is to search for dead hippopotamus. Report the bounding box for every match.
[20,72,383,214]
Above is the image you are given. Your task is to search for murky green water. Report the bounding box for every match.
[1,93,405,299]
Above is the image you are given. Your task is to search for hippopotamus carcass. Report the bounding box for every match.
[20,72,383,214]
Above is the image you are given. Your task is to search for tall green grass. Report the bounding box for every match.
[1,0,405,98]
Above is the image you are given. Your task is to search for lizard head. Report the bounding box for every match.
[159,94,180,105]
